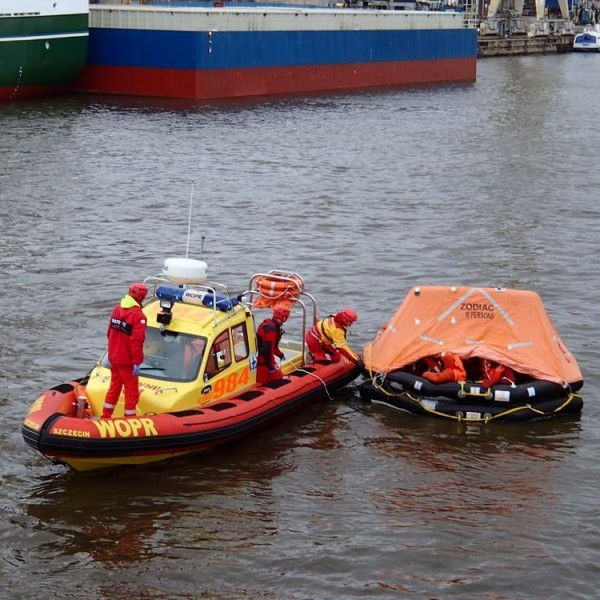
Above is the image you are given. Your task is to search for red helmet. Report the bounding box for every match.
[334,308,358,327]
[128,282,148,304]
[272,304,291,323]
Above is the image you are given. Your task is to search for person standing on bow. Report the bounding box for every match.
[306,308,362,366]
[256,304,290,384]
[102,283,148,419]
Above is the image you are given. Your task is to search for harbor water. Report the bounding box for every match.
[1,54,600,599]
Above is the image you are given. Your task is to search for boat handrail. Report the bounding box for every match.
[289,295,314,365]
[245,270,320,365]
[143,274,241,327]
[142,270,321,362]
[144,274,234,296]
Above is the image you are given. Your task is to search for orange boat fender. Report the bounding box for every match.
[73,382,93,419]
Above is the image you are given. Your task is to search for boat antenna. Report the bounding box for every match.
[186,182,194,259]
[200,233,206,261]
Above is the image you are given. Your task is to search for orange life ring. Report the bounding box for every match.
[253,274,303,308]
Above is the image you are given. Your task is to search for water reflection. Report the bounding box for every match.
[29,465,257,548]
[3,55,600,598]
[361,410,582,525]
[20,408,333,574]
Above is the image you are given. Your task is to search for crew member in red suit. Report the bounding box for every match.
[422,351,467,383]
[102,282,148,418]
[256,304,290,384]
[481,359,516,388]
[306,308,362,365]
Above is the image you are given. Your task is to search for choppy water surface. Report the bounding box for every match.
[1,54,600,599]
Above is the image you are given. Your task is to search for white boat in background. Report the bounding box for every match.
[573,24,600,51]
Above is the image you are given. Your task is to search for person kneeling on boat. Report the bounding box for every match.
[102,283,148,419]
[256,304,290,384]
[422,352,466,384]
[306,308,362,366]
[481,359,516,388]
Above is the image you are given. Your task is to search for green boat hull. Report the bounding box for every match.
[0,13,88,101]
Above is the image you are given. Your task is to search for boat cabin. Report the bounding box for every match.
[84,261,311,418]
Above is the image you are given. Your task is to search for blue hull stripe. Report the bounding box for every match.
[89,28,477,70]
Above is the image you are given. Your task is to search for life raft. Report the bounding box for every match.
[252,272,304,309]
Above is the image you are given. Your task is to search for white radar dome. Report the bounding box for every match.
[162,258,208,284]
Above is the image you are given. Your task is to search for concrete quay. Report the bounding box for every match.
[478,33,575,56]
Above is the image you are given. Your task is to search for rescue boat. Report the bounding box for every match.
[22,259,361,471]
[360,286,584,423]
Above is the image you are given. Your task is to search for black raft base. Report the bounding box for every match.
[359,379,584,423]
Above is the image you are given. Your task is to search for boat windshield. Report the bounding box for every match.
[100,328,207,383]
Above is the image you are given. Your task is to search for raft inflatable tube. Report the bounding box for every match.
[359,379,584,422]
[385,370,583,404]
[359,372,584,423]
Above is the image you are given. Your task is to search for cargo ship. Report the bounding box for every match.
[73,1,477,100]
[0,0,89,101]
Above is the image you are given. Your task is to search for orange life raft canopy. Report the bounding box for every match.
[364,286,583,387]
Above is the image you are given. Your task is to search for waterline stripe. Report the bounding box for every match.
[0,32,88,43]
